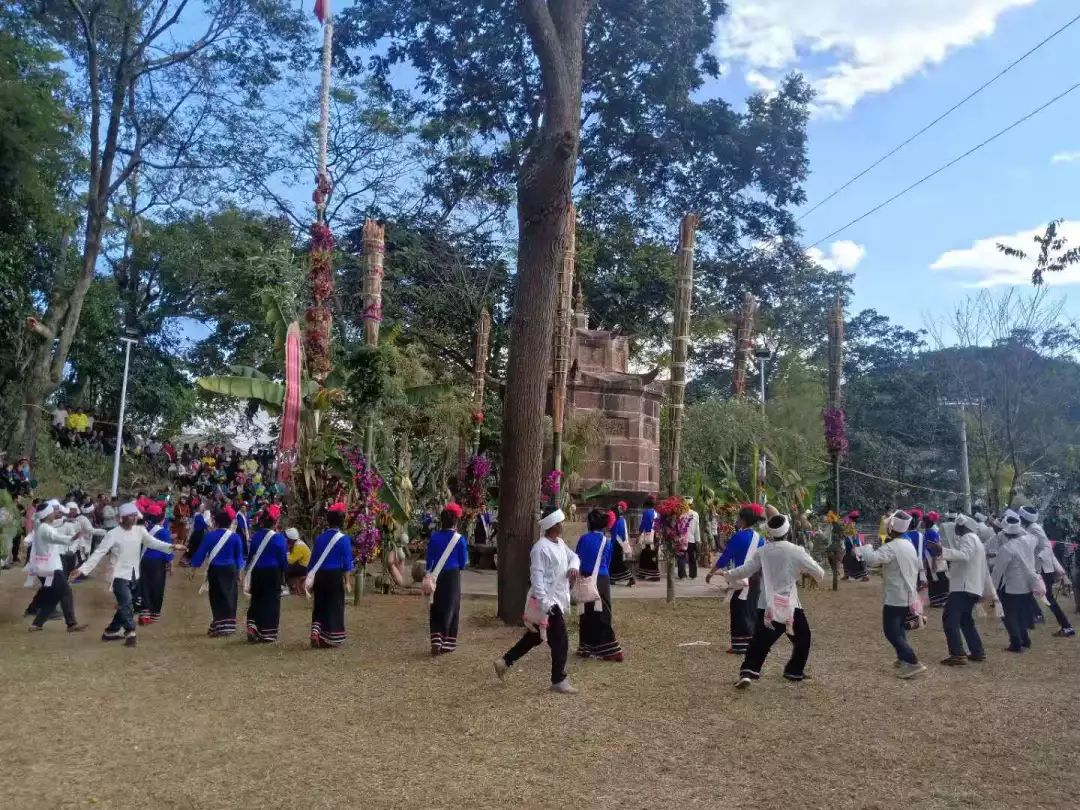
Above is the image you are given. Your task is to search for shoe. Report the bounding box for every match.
[1021,640,1031,649]
[602,652,625,662]
[1004,646,1023,653]
[27,625,44,633]
[493,658,509,681]
[940,655,967,666]
[893,660,903,668]
[726,647,741,655]
[735,677,752,690]
[1053,628,1075,638]
[966,653,986,662]
[102,630,124,641]
[783,672,808,682]
[67,623,89,633]
[551,680,578,695]
[575,650,592,659]
[124,634,137,647]
[430,645,442,657]
[860,576,870,582]
[897,662,928,679]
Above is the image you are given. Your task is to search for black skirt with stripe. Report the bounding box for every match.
[577,575,623,659]
[429,567,462,653]
[246,566,283,642]
[138,558,169,623]
[310,569,347,647]
[207,565,238,636]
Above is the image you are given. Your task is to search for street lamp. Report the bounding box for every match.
[110,327,140,497]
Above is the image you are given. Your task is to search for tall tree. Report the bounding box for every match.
[9,0,305,458]
[336,0,810,620]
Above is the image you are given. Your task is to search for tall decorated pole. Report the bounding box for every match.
[731,292,760,499]
[361,218,385,458]
[306,0,335,384]
[824,296,848,591]
[665,213,699,603]
[549,203,576,507]
[471,308,492,455]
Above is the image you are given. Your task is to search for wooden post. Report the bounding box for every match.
[550,203,576,505]
[362,219,385,461]
[667,214,699,604]
[471,308,492,455]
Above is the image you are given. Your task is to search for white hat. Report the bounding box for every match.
[765,514,790,539]
[285,527,300,541]
[1001,510,1024,535]
[118,502,140,518]
[81,505,94,515]
[1018,506,1039,524]
[47,499,62,509]
[65,501,79,512]
[974,512,987,523]
[954,514,977,533]
[538,509,565,532]
[888,510,913,534]
[36,503,56,520]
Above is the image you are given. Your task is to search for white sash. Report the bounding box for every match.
[198,530,234,594]
[425,532,461,605]
[305,531,344,596]
[141,524,165,562]
[738,532,761,601]
[243,529,278,596]
[573,536,607,615]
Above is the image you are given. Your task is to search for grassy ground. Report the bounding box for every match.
[1,573,1077,810]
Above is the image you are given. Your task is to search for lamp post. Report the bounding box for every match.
[943,399,976,514]
[110,331,139,497]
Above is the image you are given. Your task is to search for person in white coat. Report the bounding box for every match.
[25,503,88,633]
[74,502,184,647]
[723,513,824,688]
[991,511,1042,652]
[934,514,997,665]
[855,510,927,679]
[1017,506,1074,637]
[678,499,702,580]
[495,509,581,694]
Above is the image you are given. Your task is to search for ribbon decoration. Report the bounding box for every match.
[277,322,302,483]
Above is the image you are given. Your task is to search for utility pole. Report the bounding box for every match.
[110,336,137,497]
[959,405,972,514]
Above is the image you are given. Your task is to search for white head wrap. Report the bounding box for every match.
[285,527,300,541]
[118,502,140,518]
[888,510,913,534]
[538,509,565,532]
[954,514,977,533]
[974,512,987,523]
[36,503,56,521]
[765,514,790,539]
[1018,506,1039,524]
[65,501,79,512]
[1001,510,1024,535]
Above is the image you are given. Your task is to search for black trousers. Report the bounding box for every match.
[32,571,77,628]
[942,592,984,657]
[206,565,238,636]
[246,566,283,642]
[1000,591,1032,650]
[504,604,569,684]
[728,578,760,653]
[740,607,811,681]
[578,575,622,658]
[429,567,462,652]
[883,604,918,664]
[1040,572,1072,631]
[678,543,698,579]
[138,558,168,622]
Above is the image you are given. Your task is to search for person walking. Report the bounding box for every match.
[935,514,997,666]
[423,503,469,656]
[706,503,765,654]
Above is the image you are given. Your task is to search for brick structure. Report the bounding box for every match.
[563,310,665,497]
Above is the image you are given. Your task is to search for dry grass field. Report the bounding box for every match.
[1,572,1077,809]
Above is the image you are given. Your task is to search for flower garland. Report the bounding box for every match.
[541,469,562,501]
[306,216,335,379]
[461,454,491,515]
[342,447,386,565]
[656,495,691,553]
[823,406,849,458]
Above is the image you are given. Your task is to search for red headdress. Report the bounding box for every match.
[925,510,940,524]
[145,502,163,518]
[606,510,617,530]
[265,504,282,522]
[225,505,237,521]
[741,502,766,520]
[443,502,463,518]
[617,500,628,513]
[328,502,348,514]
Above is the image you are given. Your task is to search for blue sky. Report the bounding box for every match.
[710,0,1080,334]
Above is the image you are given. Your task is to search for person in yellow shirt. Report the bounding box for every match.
[284,527,310,595]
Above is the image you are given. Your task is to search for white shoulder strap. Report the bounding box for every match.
[243,530,278,595]
[738,532,761,601]
[141,523,164,561]
[591,535,607,576]
[306,531,344,582]
[430,532,462,580]
[198,529,234,594]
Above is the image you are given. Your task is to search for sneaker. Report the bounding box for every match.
[1052,628,1075,638]
[735,677,753,690]
[124,634,137,648]
[940,655,967,666]
[27,625,44,633]
[493,658,509,681]
[897,662,927,679]
[966,653,986,662]
[1004,645,1023,653]
[550,680,578,695]
[67,623,89,633]
[102,630,125,641]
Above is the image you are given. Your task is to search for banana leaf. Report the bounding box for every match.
[263,292,291,354]
[226,365,271,380]
[197,375,285,406]
[378,475,410,526]
[581,481,613,502]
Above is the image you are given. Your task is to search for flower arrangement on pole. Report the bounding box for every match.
[461,454,492,519]
[342,447,390,594]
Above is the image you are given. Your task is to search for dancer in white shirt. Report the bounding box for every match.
[724,513,824,688]
[26,503,88,633]
[74,502,184,647]
[495,509,581,694]
[936,514,997,666]
[855,510,927,679]
[1017,506,1073,637]
[991,511,1041,653]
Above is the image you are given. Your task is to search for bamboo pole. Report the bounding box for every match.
[550,203,576,505]
[471,308,492,455]
[667,214,699,604]
[362,219,385,460]
[731,293,759,399]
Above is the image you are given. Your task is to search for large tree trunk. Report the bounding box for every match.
[496,0,589,624]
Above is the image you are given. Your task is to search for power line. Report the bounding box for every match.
[799,10,1080,222]
[807,79,1080,250]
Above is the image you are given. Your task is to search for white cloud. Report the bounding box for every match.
[1051,151,1080,164]
[745,70,779,96]
[930,220,1080,287]
[717,0,1036,114]
[807,239,866,272]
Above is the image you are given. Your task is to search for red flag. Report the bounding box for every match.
[314,0,330,23]
[277,322,302,484]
